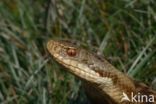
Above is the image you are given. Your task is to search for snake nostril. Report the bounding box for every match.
[53,45,57,50]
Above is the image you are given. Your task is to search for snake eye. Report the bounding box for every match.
[67,48,77,57]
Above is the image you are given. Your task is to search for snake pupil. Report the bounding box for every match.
[67,48,76,56]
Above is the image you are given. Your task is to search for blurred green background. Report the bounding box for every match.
[0,0,156,104]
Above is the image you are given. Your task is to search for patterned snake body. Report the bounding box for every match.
[47,40,156,104]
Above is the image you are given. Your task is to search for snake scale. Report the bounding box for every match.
[47,39,156,104]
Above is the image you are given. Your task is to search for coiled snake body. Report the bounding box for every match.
[47,40,156,104]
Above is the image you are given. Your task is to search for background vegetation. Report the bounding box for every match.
[0,0,156,104]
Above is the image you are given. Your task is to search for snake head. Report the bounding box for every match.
[47,40,112,84]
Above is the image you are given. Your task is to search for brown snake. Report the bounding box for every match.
[47,40,156,104]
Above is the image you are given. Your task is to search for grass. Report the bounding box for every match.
[0,0,156,104]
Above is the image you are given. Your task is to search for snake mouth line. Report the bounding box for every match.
[54,54,99,77]
[52,53,113,85]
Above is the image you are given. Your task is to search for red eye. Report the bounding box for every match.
[67,48,77,56]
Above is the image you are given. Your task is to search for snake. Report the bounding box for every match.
[47,39,156,104]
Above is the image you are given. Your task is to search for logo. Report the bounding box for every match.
[121,92,155,103]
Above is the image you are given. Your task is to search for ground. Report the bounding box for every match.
[0,0,156,104]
